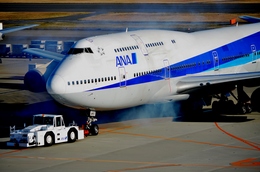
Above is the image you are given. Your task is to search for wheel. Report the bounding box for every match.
[212,101,220,114]
[68,129,77,142]
[245,103,252,113]
[236,103,247,114]
[241,105,247,114]
[226,100,236,114]
[90,124,99,136]
[44,133,54,146]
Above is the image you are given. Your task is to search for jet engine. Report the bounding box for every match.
[0,33,5,40]
[24,60,59,92]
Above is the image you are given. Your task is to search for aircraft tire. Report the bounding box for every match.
[212,101,220,114]
[236,103,247,114]
[90,124,99,136]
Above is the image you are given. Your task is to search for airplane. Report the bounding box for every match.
[23,21,260,122]
[0,23,39,40]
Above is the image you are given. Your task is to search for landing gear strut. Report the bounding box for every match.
[233,85,252,114]
[212,85,252,115]
[212,93,236,114]
[84,111,99,136]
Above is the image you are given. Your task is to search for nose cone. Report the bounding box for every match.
[46,74,66,95]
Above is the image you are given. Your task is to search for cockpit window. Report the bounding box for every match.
[68,48,93,55]
[85,48,93,53]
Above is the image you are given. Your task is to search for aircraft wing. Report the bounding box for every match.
[23,48,64,61]
[176,72,260,94]
[0,24,39,34]
[0,24,39,40]
[239,16,260,23]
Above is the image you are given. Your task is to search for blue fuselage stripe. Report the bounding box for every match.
[88,31,260,92]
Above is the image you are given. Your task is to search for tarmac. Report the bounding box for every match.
[0,113,260,172]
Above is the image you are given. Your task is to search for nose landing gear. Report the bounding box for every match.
[83,111,99,136]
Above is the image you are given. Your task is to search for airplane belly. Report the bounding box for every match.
[59,80,168,110]
[87,85,154,110]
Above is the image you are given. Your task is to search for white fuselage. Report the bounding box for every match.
[46,23,260,111]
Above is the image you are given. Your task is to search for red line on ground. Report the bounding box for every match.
[0,148,26,156]
[108,130,255,151]
[214,122,260,151]
[231,158,260,166]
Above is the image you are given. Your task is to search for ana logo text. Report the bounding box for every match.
[116,53,137,67]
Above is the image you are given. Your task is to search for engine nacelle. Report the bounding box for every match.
[24,60,59,92]
[24,69,46,92]
[0,32,5,40]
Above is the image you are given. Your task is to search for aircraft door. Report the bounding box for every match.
[163,59,170,79]
[130,34,148,56]
[212,51,219,71]
[251,44,257,63]
[118,67,126,87]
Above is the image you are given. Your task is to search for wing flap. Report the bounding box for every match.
[177,72,260,94]
[23,48,64,61]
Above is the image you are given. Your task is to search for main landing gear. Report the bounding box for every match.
[212,85,253,115]
[83,111,99,136]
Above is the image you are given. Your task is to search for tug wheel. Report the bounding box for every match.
[44,133,54,146]
[68,129,77,142]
